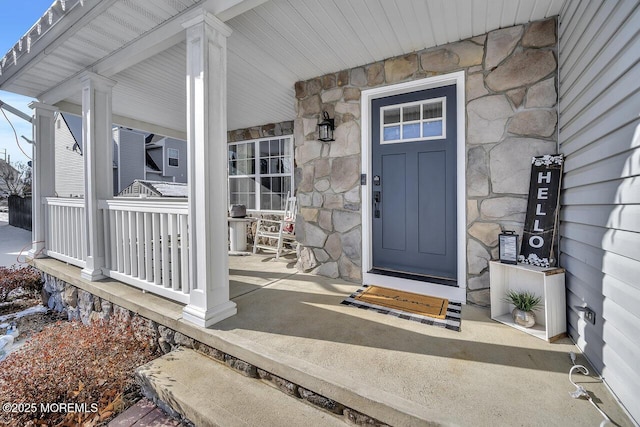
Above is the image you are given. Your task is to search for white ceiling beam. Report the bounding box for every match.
[213,0,269,21]
[94,0,267,77]
[55,101,188,141]
[39,74,82,105]
[92,31,185,78]
[38,0,268,104]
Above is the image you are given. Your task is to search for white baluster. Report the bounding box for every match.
[61,205,65,255]
[170,214,180,291]
[129,211,137,278]
[71,206,77,259]
[144,212,153,282]
[153,213,161,286]
[47,204,53,254]
[122,210,131,275]
[109,210,116,270]
[102,208,110,269]
[115,210,124,273]
[81,206,85,260]
[137,212,145,281]
[180,214,189,294]
[161,213,169,288]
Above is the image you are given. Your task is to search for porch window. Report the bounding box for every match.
[381,97,446,144]
[228,137,293,211]
[167,148,179,167]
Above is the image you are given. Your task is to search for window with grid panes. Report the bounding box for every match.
[381,97,446,144]
[228,137,293,211]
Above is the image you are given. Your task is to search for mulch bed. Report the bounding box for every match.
[0,266,161,426]
[0,319,159,426]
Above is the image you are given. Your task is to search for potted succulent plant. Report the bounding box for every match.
[504,290,542,328]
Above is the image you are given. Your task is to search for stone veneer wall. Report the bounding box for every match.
[40,272,388,426]
[227,120,294,143]
[294,18,558,305]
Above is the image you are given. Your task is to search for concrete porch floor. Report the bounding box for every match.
[32,254,632,426]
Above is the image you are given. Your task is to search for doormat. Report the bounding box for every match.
[355,285,450,318]
[341,285,462,332]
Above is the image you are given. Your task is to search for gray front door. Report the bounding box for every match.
[371,84,457,283]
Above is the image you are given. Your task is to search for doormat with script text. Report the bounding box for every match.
[341,285,461,332]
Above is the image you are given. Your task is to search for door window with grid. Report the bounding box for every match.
[228,137,293,211]
[381,97,446,144]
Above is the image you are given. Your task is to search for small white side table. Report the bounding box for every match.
[228,217,256,254]
[489,260,566,342]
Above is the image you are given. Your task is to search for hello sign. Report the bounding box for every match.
[519,154,563,268]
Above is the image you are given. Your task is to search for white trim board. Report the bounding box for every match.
[360,71,467,303]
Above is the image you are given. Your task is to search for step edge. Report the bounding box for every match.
[136,348,349,427]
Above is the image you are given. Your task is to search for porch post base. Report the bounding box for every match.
[182,300,237,328]
[80,267,106,282]
[28,244,47,260]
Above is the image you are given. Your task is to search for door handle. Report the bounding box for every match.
[373,191,381,218]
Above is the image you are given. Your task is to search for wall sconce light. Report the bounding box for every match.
[499,230,518,264]
[318,111,335,142]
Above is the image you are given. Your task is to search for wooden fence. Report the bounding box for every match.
[8,195,31,231]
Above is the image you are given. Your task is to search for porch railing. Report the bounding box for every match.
[44,197,86,268]
[99,198,190,304]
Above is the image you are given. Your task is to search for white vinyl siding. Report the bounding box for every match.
[558,1,640,423]
[54,115,84,198]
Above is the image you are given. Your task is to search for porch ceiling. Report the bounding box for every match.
[0,0,567,134]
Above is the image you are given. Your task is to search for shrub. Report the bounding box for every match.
[0,266,43,302]
[0,320,158,425]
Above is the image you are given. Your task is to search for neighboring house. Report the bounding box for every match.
[112,127,146,194]
[144,135,188,184]
[54,114,187,196]
[0,0,637,422]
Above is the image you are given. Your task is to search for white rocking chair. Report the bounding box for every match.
[252,193,298,259]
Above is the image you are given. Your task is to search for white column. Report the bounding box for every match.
[79,72,116,281]
[28,102,57,259]
[182,10,236,327]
